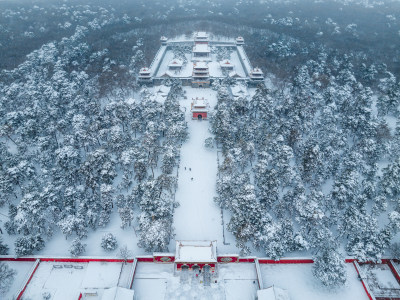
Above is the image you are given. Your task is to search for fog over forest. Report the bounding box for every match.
[1,0,400,296]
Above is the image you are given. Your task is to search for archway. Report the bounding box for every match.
[198,114,203,120]
[182,265,189,271]
[203,265,211,286]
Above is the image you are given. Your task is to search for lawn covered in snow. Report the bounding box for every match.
[260,263,369,300]
[2,260,35,300]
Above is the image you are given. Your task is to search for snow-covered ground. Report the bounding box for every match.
[21,261,133,300]
[260,263,370,300]
[132,261,258,300]
[361,263,400,298]
[172,87,222,243]
[2,260,35,300]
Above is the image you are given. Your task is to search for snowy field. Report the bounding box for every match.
[21,261,133,300]
[360,263,400,298]
[2,260,36,300]
[132,262,258,300]
[260,263,369,300]
[171,86,253,255]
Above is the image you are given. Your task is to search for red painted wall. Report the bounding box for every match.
[217,256,239,263]
[258,259,314,264]
[388,261,400,286]
[192,112,207,119]
[16,261,40,300]
[176,263,216,272]
[154,255,175,263]
[136,257,154,262]
[238,258,255,263]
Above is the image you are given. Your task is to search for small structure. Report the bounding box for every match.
[193,44,211,59]
[250,67,264,82]
[192,62,210,88]
[102,287,135,300]
[160,36,168,45]
[236,36,245,45]
[219,60,234,71]
[191,98,209,120]
[231,84,248,99]
[175,240,217,272]
[194,31,209,44]
[138,67,152,84]
[257,286,290,300]
[229,71,242,78]
[168,59,183,71]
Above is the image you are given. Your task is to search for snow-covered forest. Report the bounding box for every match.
[1,0,400,293]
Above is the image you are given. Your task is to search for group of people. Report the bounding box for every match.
[184,167,193,181]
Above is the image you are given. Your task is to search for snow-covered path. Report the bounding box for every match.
[172,88,224,243]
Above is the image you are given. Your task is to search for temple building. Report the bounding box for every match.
[192,44,211,60]
[138,67,152,83]
[194,31,209,44]
[138,32,264,86]
[192,62,210,88]
[236,36,245,45]
[250,67,264,82]
[160,36,168,45]
[168,59,183,71]
[191,97,209,120]
[219,60,234,71]
[175,240,217,273]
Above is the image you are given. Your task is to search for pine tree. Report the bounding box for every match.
[69,238,86,257]
[101,233,118,251]
[313,246,347,287]
[0,262,16,294]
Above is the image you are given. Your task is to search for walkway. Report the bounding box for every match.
[172,88,223,243]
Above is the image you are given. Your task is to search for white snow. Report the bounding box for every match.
[260,263,370,300]
[175,240,217,263]
[361,263,400,298]
[237,46,253,76]
[101,286,134,300]
[193,44,211,53]
[21,261,134,300]
[1,261,35,300]
[132,261,258,300]
[258,286,290,300]
[81,261,122,288]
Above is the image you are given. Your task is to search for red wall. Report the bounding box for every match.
[217,256,239,263]
[176,263,216,272]
[258,259,314,264]
[193,112,207,119]
[154,255,175,263]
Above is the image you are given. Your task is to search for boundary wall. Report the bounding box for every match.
[2,255,399,300]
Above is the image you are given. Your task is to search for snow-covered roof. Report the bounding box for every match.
[229,71,242,78]
[193,44,210,53]
[191,98,209,111]
[194,61,208,69]
[195,31,208,39]
[236,36,244,41]
[219,60,234,68]
[160,36,168,41]
[139,67,151,74]
[257,286,290,300]
[251,67,264,75]
[175,240,217,263]
[102,287,134,300]
[168,59,183,68]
